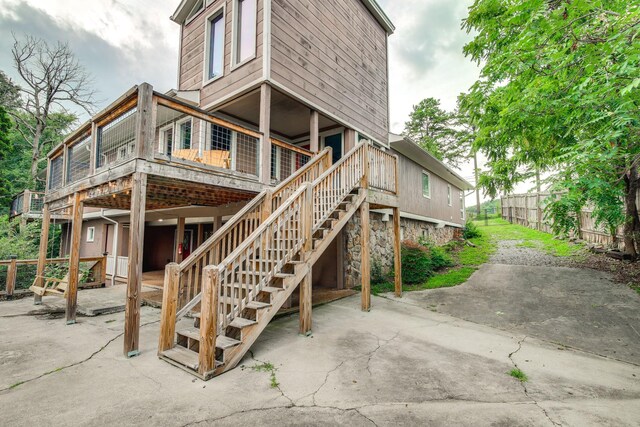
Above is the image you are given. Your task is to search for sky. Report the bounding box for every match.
[0,0,512,204]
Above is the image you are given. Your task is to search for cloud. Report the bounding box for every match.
[0,1,178,119]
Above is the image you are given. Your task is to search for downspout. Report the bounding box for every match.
[100,209,119,287]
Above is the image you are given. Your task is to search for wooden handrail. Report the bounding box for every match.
[0,256,106,266]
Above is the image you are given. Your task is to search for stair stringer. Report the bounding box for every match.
[213,189,367,376]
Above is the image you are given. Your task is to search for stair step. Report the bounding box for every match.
[229,317,257,329]
[274,272,295,279]
[161,346,200,370]
[246,301,271,310]
[261,286,285,294]
[176,327,242,350]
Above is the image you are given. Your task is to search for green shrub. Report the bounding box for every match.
[370,258,388,285]
[463,220,482,239]
[401,241,454,285]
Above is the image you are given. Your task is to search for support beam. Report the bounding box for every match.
[214,216,223,231]
[336,230,345,290]
[360,201,371,311]
[392,207,402,298]
[175,217,185,263]
[158,263,180,354]
[34,204,50,305]
[66,193,84,324]
[344,128,356,152]
[6,256,16,297]
[299,270,312,335]
[196,223,204,248]
[310,110,319,153]
[259,83,272,185]
[124,172,147,357]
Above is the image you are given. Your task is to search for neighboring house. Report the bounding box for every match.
[30,0,471,379]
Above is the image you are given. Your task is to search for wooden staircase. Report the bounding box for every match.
[157,141,395,379]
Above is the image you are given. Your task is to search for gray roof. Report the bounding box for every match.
[171,0,395,33]
[389,133,474,191]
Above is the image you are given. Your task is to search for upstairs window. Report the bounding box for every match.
[206,11,225,81]
[447,185,452,206]
[235,0,257,65]
[178,119,192,150]
[186,0,204,23]
[460,191,465,219]
[422,172,431,199]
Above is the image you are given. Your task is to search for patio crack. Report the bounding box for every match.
[508,336,562,427]
[0,319,159,393]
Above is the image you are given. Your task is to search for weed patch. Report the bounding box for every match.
[509,368,528,382]
[251,362,280,388]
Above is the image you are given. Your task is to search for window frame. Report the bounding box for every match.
[460,190,466,220]
[87,226,95,243]
[231,0,258,70]
[447,184,452,206]
[203,5,226,86]
[421,171,431,199]
[159,123,175,155]
[185,0,205,25]
[176,117,193,150]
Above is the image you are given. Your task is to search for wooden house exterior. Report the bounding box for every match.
[28,0,471,380]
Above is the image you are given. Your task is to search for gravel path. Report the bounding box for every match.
[489,240,578,267]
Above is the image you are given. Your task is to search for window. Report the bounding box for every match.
[447,185,452,206]
[186,0,204,23]
[206,11,225,81]
[422,172,431,199]
[87,227,95,243]
[159,125,174,155]
[234,0,257,65]
[210,124,232,151]
[460,191,465,220]
[178,119,192,149]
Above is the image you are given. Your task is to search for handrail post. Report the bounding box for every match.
[34,203,50,305]
[101,252,108,285]
[135,83,155,160]
[362,143,370,190]
[6,255,17,297]
[199,266,219,376]
[322,147,332,173]
[302,183,313,257]
[158,263,180,354]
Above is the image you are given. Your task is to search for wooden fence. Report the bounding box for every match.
[501,192,635,249]
[0,256,107,297]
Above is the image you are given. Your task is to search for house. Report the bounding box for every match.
[30,0,471,379]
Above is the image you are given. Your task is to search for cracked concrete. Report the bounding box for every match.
[1,292,639,426]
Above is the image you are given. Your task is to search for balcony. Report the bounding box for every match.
[9,190,45,219]
[45,84,313,211]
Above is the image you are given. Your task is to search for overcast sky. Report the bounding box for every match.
[0,0,508,204]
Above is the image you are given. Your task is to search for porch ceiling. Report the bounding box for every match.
[83,175,258,211]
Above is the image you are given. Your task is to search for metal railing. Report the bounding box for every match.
[9,190,46,218]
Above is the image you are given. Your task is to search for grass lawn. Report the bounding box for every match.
[371,217,584,295]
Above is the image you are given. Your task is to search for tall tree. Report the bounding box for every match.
[463,0,640,258]
[0,71,21,160]
[10,35,96,185]
[403,98,471,169]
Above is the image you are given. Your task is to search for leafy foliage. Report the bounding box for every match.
[462,0,640,256]
[463,220,482,239]
[401,240,453,285]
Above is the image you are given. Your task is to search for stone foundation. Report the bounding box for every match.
[343,211,459,288]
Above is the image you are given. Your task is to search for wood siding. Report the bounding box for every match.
[396,152,465,225]
[269,0,389,144]
[179,0,265,107]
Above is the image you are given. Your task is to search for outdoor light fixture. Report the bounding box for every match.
[381,213,390,222]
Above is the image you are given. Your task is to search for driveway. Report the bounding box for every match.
[1,291,639,426]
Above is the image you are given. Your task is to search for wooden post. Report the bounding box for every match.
[300,182,313,335]
[175,217,185,263]
[336,231,344,290]
[310,110,319,153]
[259,83,272,185]
[360,201,371,311]
[124,172,147,357]
[158,263,180,354]
[34,204,50,305]
[361,143,370,190]
[66,193,84,324]
[6,256,17,297]
[199,266,219,375]
[136,83,156,160]
[89,121,98,175]
[100,253,108,285]
[524,194,530,227]
[322,147,333,172]
[344,128,356,152]
[537,193,542,231]
[392,207,402,298]
[214,216,223,231]
[22,190,31,215]
[196,223,204,248]
[299,271,312,335]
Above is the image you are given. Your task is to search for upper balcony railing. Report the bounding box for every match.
[46,84,313,196]
[9,190,45,218]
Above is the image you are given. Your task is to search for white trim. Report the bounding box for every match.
[460,190,466,220]
[320,128,345,158]
[447,184,452,206]
[200,80,264,111]
[177,24,184,89]
[371,209,464,229]
[185,0,205,25]
[159,123,175,154]
[422,171,431,199]
[202,4,226,87]
[176,117,193,150]
[86,226,95,243]
[231,0,258,69]
[262,0,271,80]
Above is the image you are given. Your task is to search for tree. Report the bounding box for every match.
[462,0,640,258]
[403,98,471,169]
[0,71,21,160]
[10,35,96,185]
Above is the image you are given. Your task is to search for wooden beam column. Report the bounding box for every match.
[344,128,356,153]
[360,201,371,311]
[259,83,272,185]
[175,217,185,263]
[199,266,219,375]
[158,263,179,354]
[66,193,84,324]
[310,110,319,153]
[34,204,50,305]
[124,172,147,357]
[392,207,402,298]
[196,223,204,248]
[300,183,313,335]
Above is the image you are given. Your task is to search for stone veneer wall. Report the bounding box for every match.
[343,212,459,288]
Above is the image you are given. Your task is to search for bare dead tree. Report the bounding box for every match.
[11,34,97,184]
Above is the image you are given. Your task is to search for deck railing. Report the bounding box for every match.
[46,84,314,195]
[9,190,46,218]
